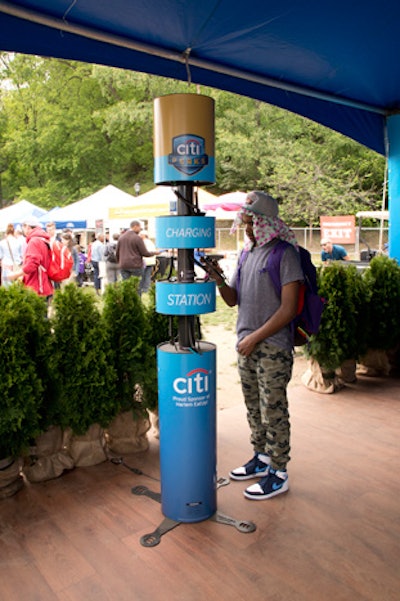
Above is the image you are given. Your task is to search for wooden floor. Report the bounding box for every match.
[1,374,399,601]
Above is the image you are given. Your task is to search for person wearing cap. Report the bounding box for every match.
[209,191,303,500]
[320,237,349,264]
[8,216,53,299]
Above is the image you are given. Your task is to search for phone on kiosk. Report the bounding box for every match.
[193,252,227,285]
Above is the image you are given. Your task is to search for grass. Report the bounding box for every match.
[201,295,237,331]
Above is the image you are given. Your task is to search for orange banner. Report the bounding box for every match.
[319,215,355,244]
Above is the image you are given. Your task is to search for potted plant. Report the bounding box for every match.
[0,284,52,497]
[47,284,118,466]
[303,263,369,392]
[359,255,400,376]
[102,278,154,453]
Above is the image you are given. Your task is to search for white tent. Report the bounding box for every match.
[108,186,219,222]
[48,185,138,229]
[0,200,46,231]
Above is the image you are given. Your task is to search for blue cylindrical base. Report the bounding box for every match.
[157,342,217,522]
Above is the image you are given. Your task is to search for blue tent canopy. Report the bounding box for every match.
[0,1,398,155]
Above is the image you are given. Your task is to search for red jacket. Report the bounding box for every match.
[22,227,54,297]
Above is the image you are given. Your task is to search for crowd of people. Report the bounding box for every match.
[0,218,161,302]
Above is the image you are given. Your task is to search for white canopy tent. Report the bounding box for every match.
[355,210,389,257]
[47,185,139,230]
[108,186,219,235]
[109,186,218,218]
[0,200,46,231]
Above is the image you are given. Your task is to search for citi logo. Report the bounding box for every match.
[168,134,208,176]
[173,368,209,395]
[176,139,203,156]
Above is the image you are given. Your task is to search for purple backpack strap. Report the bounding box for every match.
[263,240,290,298]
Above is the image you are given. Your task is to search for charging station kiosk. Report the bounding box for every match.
[154,94,217,522]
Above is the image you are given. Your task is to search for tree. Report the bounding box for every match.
[0,53,386,220]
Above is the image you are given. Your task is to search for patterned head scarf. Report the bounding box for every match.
[231,191,298,251]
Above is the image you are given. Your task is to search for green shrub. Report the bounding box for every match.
[363,255,400,350]
[307,263,369,371]
[0,284,52,457]
[102,278,156,414]
[48,284,117,434]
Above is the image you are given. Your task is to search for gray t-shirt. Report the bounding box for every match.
[230,240,303,351]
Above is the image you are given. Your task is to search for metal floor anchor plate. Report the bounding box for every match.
[140,516,181,547]
[131,481,256,546]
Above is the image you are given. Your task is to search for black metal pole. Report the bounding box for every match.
[177,183,195,349]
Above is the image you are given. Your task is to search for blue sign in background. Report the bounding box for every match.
[158,342,217,522]
[155,215,215,249]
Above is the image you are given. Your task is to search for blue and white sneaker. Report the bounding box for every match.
[229,453,270,481]
[244,468,289,500]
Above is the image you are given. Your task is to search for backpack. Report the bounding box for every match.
[47,240,74,282]
[105,243,117,263]
[238,240,325,346]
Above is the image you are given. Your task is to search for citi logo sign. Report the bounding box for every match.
[168,134,208,176]
[173,368,209,395]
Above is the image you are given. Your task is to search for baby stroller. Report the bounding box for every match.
[83,261,95,285]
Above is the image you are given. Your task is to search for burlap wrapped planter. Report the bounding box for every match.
[0,457,24,498]
[301,358,344,394]
[149,409,159,440]
[336,358,357,384]
[105,411,151,454]
[357,348,391,377]
[68,423,108,467]
[23,426,75,483]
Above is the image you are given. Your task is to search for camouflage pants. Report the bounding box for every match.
[237,341,293,471]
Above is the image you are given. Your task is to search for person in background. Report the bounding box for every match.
[139,230,157,294]
[320,237,350,264]
[14,224,27,254]
[62,228,79,281]
[90,232,105,294]
[8,216,53,302]
[46,221,63,289]
[46,221,61,245]
[116,220,158,292]
[205,191,303,501]
[0,223,24,287]
[76,245,87,287]
[104,232,120,284]
[59,232,75,288]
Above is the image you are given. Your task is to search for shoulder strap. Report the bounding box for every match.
[265,240,291,298]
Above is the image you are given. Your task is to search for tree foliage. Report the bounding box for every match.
[0,53,386,222]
